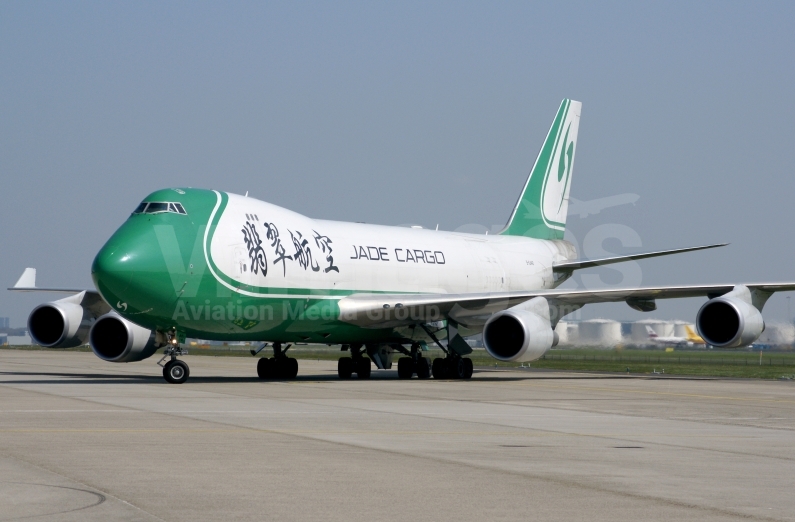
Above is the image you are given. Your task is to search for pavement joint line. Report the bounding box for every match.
[0,428,758,437]
[0,480,107,519]
[276,397,795,463]
[464,398,795,433]
[18,368,787,462]
[2,355,792,521]
[7,386,790,463]
[284,370,795,410]
[0,451,166,522]
[513,381,795,404]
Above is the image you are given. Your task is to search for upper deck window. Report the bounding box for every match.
[132,202,188,215]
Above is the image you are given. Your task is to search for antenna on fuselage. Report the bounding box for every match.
[245,191,249,197]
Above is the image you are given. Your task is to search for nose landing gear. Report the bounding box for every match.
[158,335,190,384]
[163,359,190,384]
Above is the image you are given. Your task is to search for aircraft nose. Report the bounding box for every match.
[92,241,137,304]
[91,219,163,309]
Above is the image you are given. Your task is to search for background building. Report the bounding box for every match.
[555,319,795,350]
[577,319,622,348]
[8,331,32,345]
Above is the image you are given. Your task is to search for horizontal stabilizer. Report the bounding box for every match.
[552,243,727,272]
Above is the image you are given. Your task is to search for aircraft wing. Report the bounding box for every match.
[8,268,89,293]
[338,283,795,329]
[7,268,109,317]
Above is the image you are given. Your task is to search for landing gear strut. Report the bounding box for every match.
[419,324,474,380]
[158,334,190,384]
[338,344,371,379]
[256,342,299,380]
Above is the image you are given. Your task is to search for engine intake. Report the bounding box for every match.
[696,288,764,348]
[28,301,90,348]
[89,313,159,363]
[483,297,556,362]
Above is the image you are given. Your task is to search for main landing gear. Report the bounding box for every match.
[431,356,473,379]
[397,343,432,379]
[419,324,474,380]
[338,344,371,379]
[158,336,190,384]
[256,342,299,380]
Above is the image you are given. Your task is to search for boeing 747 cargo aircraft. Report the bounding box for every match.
[12,100,795,383]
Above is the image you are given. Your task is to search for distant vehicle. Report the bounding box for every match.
[646,325,706,347]
[749,342,774,351]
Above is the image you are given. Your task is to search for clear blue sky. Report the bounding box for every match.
[2,1,794,327]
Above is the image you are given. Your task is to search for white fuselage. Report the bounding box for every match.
[209,193,577,296]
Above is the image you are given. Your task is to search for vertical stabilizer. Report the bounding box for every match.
[685,325,703,342]
[501,99,581,239]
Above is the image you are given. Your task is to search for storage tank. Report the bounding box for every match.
[554,321,577,347]
[578,319,621,348]
[757,323,795,346]
[672,321,693,339]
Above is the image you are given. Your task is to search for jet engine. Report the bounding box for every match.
[483,297,558,362]
[89,313,160,363]
[696,286,765,348]
[28,298,92,348]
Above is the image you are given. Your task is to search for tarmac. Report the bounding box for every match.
[0,350,793,521]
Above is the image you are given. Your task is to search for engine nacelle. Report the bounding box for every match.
[89,313,159,363]
[28,300,91,348]
[483,297,556,362]
[696,287,765,348]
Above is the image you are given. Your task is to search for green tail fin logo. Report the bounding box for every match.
[501,99,581,239]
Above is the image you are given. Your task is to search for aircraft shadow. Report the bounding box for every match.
[0,368,705,385]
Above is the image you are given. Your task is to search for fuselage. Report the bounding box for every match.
[92,188,576,344]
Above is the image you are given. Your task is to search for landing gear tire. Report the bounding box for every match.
[416,357,431,379]
[257,357,272,379]
[397,357,414,379]
[338,357,354,379]
[163,360,189,384]
[432,358,447,379]
[258,357,297,379]
[463,358,474,379]
[283,357,299,379]
[449,358,467,379]
[356,358,371,379]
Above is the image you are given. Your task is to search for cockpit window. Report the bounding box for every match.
[145,202,169,213]
[132,202,188,215]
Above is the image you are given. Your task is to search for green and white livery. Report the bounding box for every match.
[12,99,795,384]
[502,99,580,239]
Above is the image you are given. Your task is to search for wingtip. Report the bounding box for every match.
[12,268,36,289]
